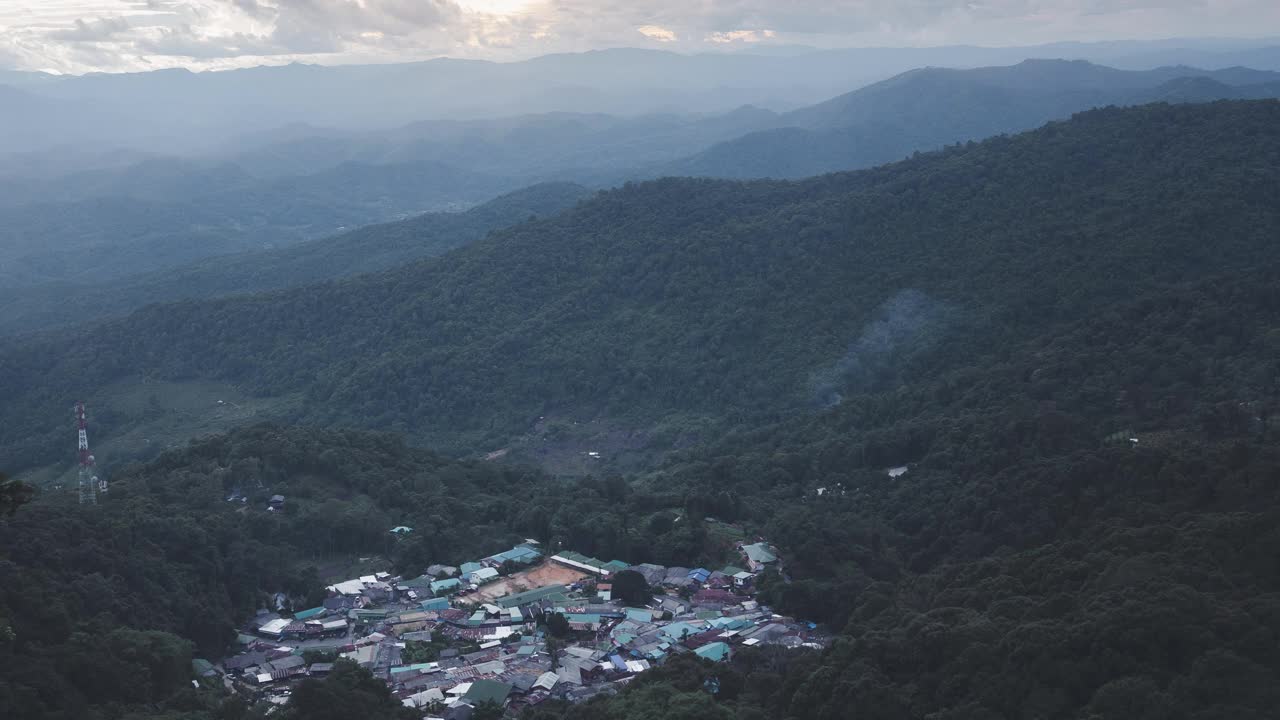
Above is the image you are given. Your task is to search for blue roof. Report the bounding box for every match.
[564,613,602,625]
[688,568,711,581]
[625,608,653,622]
[488,546,542,564]
[431,578,462,595]
[660,622,703,641]
[390,663,437,674]
[695,642,731,662]
[420,597,450,611]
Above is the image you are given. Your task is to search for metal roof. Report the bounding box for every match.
[742,543,777,564]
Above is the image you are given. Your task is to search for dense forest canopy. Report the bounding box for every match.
[2,101,1278,476]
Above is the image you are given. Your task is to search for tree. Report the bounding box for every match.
[545,612,571,638]
[281,660,416,720]
[0,473,33,517]
[611,570,651,606]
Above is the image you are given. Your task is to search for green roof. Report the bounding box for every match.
[463,679,512,706]
[420,597,450,611]
[742,543,777,564]
[695,642,731,662]
[294,607,326,620]
[460,562,484,575]
[603,560,630,571]
[720,565,746,576]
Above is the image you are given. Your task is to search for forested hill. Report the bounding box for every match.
[0,182,590,337]
[3,101,1280,476]
[663,60,1280,178]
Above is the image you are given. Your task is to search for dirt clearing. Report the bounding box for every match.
[465,562,590,603]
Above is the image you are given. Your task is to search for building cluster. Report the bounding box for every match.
[209,539,824,718]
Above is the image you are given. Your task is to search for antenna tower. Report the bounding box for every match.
[75,402,105,504]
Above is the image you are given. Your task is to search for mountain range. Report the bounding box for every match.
[3,59,1279,313]
[5,41,1279,155]
[3,100,1277,480]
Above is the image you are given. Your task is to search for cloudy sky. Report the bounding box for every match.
[1,0,1277,74]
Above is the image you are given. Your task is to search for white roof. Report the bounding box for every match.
[742,638,760,646]
[328,579,365,596]
[479,640,501,649]
[321,619,347,630]
[359,575,377,583]
[447,682,472,696]
[258,618,291,634]
[533,671,559,690]
[256,673,273,684]
[469,567,499,581]
[402,688,445,707]
[482,603,502,615]
[625,660,650,673]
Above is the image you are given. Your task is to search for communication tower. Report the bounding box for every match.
[75,402,105,504]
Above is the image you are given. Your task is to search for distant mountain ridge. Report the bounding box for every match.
[4,41,1280,155]
[664,59,1280,178]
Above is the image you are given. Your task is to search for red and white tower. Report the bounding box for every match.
[75,401,104,504]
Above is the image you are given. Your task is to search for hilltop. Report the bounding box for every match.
[664,60,1280,178]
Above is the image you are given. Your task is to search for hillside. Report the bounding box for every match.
[3,100,1280,720]
[665,60,1280,178]
[0,160,521,289]
[0,182,591,337]
[2,101,1278,478]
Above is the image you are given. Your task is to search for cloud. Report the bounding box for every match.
[706,29,775,44]
[1,0,1279,73]
[51,16,136,43]
[636,24,677,42]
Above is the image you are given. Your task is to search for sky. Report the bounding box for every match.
[1,0,1278,74]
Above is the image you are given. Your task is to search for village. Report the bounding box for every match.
[208,536,827,718]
